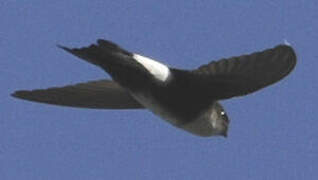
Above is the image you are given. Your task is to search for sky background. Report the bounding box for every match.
[1,1,317,179]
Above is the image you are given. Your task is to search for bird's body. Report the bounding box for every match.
[12,39,296,137]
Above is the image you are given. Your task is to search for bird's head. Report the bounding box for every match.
[180,101,229,137]
[209,102,230,137]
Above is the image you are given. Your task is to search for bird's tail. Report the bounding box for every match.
[57,39,132,69]
[58,39,149,88]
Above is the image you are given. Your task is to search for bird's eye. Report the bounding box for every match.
[220,111,229,123]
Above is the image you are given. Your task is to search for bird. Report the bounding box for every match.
[11,39,297,137]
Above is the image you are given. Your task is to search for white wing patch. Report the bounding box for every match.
[133,54,170,82]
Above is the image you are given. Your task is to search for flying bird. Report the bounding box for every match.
[12,40,296,137]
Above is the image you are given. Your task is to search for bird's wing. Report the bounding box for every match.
[12,79,144,109]
[187,44,296,100]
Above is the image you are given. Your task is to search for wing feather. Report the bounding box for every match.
[12,79,144,109]
[189,45,296,99]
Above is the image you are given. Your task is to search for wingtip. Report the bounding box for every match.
[11,90,28,97]
[283,39,291,46]
[11,91,18,98]
[11,90,25,99]
[276,43,296,60]
[280,40,296,59]
[97,39,106,44]
[275,42,297,78]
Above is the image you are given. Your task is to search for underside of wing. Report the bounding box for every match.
[12,79,144,109]
[190,44,297,100]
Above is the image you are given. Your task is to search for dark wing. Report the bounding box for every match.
[189,44,296,100]
[12,79,144,109]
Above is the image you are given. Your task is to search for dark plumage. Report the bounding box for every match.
[12,39,296,137]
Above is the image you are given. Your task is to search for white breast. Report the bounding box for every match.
[133,54,170,82]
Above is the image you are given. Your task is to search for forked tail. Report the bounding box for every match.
[57,39,133,68]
